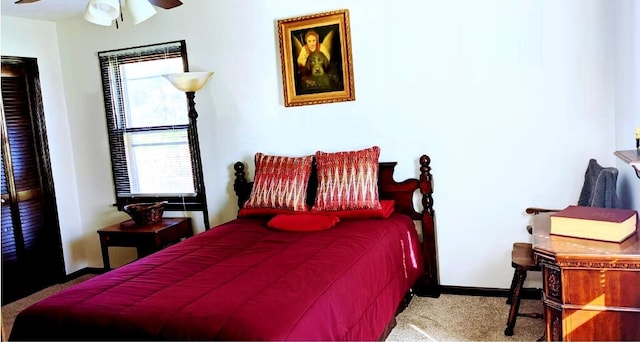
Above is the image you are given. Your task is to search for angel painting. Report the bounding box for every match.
[277,9,354,107]
[291,24,344,94]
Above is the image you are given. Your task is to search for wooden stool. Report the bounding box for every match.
[504,242,542,336]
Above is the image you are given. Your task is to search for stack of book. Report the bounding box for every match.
[550,205,638,243]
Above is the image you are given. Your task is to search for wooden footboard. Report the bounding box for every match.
[378,155,439,297]
[233,155,440,298]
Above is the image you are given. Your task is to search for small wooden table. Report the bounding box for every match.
[97,217,192,270]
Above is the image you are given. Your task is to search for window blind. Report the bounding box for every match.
[97,41,208,216]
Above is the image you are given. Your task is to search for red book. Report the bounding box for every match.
[550,205,638,243]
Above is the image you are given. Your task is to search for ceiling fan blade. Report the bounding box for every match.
[147,0,183,9]
[14,0,41,4]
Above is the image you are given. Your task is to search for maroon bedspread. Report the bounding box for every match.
[10,213,423,341]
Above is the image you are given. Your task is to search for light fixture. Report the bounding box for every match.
[163,71,214,133]
[83,0,120,26]
[127,0,157,25]
[163,72,214,93]
[84,0,169,27]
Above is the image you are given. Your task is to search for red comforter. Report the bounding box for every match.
[10,213,423,341]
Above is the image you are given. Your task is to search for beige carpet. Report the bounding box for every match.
[1,274,96,339]
[2,276,543,341]
[387,294,544,341]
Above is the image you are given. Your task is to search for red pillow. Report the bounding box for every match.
[326,200,395,219]
[243,153,313,212]
[267,214,340,232]
[312,146,382,211]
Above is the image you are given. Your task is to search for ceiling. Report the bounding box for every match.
[1,0,87,21]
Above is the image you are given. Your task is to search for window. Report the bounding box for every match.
[98,41,208,223]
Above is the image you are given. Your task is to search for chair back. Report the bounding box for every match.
[577,159,619,208]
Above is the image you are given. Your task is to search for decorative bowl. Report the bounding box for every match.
[123,201,168,226]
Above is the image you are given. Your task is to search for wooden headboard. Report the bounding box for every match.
[232,155,440,297]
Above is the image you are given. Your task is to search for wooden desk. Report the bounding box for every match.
[533,223,640,341]
[98,217,192,270]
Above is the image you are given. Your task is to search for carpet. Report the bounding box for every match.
[387,294,544,341]
[1,274,96,339]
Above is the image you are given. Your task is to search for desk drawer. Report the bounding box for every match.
[563,268,640,308]
[563,308,640,341]
[156,219,192,246]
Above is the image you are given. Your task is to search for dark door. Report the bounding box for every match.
[1,56,65,304]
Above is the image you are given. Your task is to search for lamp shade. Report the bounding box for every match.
[163,72,214,92]
[127,0,157,25]
[84,0,120,26]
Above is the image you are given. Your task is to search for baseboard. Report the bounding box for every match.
[63,267,105,282]
[440,285,542,300]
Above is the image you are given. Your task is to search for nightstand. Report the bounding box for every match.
[97,217,192,270]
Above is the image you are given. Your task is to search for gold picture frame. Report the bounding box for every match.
[277,9,355,107]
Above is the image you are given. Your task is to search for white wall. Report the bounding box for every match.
[0,17,89,273]
[614,0,640,207]
[3,0,634,289]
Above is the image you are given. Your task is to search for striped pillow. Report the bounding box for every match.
[243,153,313,212]
[312,146,382,211]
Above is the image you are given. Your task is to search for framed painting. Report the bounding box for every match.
[277,9,355,107]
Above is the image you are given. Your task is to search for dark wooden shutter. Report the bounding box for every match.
[1,57,65,304]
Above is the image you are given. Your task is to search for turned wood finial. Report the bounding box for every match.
[233,162,249,209]
[419,155,434,217]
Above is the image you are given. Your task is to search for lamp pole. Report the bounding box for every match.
[185,91,209,230]
[163,71,214,231]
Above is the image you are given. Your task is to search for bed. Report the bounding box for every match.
[9,147,440,341]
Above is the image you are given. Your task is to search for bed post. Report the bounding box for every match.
[416,154,441,297]
[233,162,251,211]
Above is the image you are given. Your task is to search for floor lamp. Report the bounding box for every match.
[163,71,214,230]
